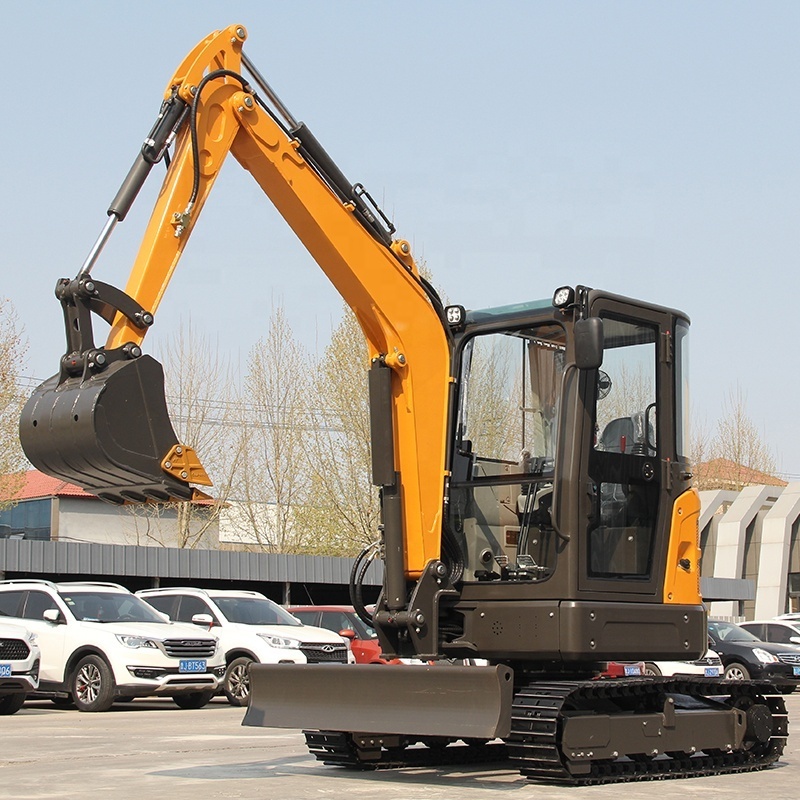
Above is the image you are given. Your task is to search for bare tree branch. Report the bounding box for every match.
[695,385,778,490]
[228,305,312,552]
[0,299,28,508]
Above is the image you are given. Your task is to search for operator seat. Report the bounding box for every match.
[598,412,653,455]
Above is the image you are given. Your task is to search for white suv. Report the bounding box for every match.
[137,587,352,706]
[0,580,225,712]
[0,622,40,715]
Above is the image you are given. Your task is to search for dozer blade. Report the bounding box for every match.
[20,355,194,504]
[243,663,514,739]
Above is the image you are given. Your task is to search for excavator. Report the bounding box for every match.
[20,25,787,784]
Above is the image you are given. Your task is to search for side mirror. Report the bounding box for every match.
[789,636,800,645]
[338,628,356,640]
[43,608,63,624]
[574,317,604,370]
[191,613,214,628]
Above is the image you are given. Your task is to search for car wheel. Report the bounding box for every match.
[724,662,751,681]
[643,662,662,677]
[172,690,216,710]
[0,692,26,715]
[71,654,116,712]
[223,657,253,706]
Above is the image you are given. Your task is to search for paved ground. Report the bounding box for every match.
[3,693,800,800]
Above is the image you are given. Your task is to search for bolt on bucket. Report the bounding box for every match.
[20,355,201,504]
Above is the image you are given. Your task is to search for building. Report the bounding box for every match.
[0,471,379,604]
[700,483,800,619]
[694,458,788,492]
[0,471,219,549]
[4,471,800,619]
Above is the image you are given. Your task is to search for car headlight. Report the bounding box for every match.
[256,633,301,649]
[753,648,779,664]
[115,634,159,649]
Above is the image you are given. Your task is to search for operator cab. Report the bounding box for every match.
[445,286,692,600]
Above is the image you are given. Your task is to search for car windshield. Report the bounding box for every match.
[708,621,760,643]
[61,591,167,624]
[214,596,301,626]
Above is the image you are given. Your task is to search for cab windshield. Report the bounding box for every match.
[457,323,566,469]
[450,323,566,582]
[62,591,167,624]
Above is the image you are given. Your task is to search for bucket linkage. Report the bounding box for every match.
[20,275,209,505]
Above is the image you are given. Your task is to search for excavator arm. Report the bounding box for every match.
[20,24,451,580]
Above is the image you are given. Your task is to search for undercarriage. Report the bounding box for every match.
[296,676,787,785]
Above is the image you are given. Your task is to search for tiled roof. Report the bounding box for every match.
[694,458,787,489]
[16,470,95,500]
[14,470,218,506]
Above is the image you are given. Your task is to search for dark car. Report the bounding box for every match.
[288,605,400,664]
[707,619,800,689]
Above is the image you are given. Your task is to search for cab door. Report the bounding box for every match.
[578,300,678,597]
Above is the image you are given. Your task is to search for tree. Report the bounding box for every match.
[688,409,714,473]
[293,307,379,555]
[227,305,312,552]
[295,263,453,555]
[0,299,28,509]
[122,320,240,548]
[694,385,778,491]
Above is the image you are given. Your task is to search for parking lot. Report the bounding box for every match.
[2,693,799,800]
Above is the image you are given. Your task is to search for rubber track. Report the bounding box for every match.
[303,677,787,784]
[303,730,507,769]
[509,676,788,784]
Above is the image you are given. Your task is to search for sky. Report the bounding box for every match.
[4,1,800,477]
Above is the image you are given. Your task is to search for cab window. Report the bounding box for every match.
[451,324,566,581]
[588,317,659,579]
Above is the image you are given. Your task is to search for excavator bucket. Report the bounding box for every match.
[20,355,195,505]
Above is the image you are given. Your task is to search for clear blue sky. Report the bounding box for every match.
[4,2,799,476]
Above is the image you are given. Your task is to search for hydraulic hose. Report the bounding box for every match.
[350,542,380,626]
[187,69,253,208]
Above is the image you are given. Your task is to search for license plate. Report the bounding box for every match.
[624,664,642,676]
[0,664,11,678]
[793,666,800,677]
[704,667,720,677]
[179,659,207,673]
